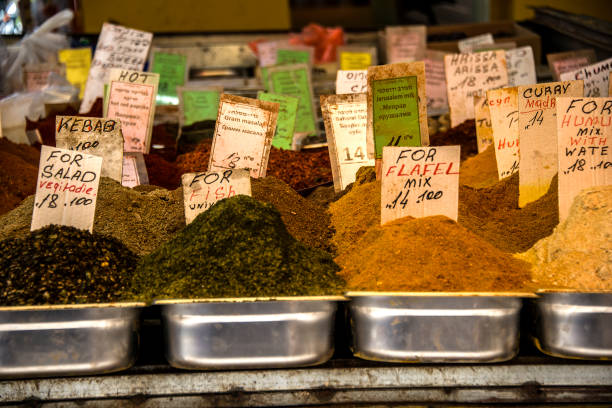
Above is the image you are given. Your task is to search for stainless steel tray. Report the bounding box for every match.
[157,297,342,369]
[347,293,523,363]
[0,303,143,378]
[532,292,612,360]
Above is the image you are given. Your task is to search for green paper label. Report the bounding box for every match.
[258,92,298,150]
[372,76,421,158]
[277,49,310,65]
[268,67,317,136]
[151,52,187,105]
[182,90,220,126]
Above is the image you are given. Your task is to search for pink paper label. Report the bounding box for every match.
[107,81,154,153]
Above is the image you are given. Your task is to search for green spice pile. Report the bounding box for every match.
[132,195,345,301]
[0,178,185,256]
[0,225,137,306]
[252,176,334,253]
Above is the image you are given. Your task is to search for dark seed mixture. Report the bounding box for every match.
[0,225,137,306]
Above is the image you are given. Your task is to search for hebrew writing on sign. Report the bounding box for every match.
[385,25,426,63]
[209,94,278,178]
[31,146,103,232]
[517,80,584,207]
[506,46,536,87]
[150,50,188,105]
[444,50,508,127]
[367,62,428,160]
[321,93,374,192]
[105,69,159,153]
[381,145,460,225]
[556,97,611,222]
[257,92,298,150]
[457,33,494,53]
[55,116,124,182]
[425,49,449,116]
[80,23,152,113]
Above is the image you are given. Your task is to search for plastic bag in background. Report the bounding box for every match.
[2,9,73,95]
[0,72,78,144]
[289,23,344,63]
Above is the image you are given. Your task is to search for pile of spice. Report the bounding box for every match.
[0,225,137,306]
[132,195,345,300]
[336,215,534,292]
[252,176,334,252]
[0,138,39,216]
[0,178,185,256]
[328,175,381,256]
[144,153,182,190]
[518,186,612,291]
[458,173,558,253]
[176,138,333,191]
[459,145,498,188]
[429,119,477,161]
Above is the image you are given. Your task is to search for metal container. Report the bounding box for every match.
[0,303,143,378]
[348,293,523,363]
[532,292,612,360]
[158,297,341,369]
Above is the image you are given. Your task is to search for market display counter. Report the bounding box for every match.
[1,356,611,406]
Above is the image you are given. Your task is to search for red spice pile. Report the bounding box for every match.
[144,154,182,190]
[176,139,332,191]
[0,139,40,215]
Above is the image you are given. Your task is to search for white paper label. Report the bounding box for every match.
[381,145,460,224]
[488,87,519,179]
[425,49,449,116]
[55,116,124,182]
[560,57,612,97]
[458,33,494,53]
[31,146,103,232]
[556,97,612,221]
[506,46,536,87]
[209,95,277,178]
[80,23,152,114]
[182,169,251,224]
[336,70,367,95]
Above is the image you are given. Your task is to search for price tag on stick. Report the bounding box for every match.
[182,169,251,224]
[31,146,103,232]
[336,70,367,95]
[547,49,596,81]
[517,80,584,207]
[425,49,449,116]
[560,57,612,97]
[385,25,426,63]
[121,152,149,188]
[321,93,374,192]
[104,69,159,154]
[209,94,279,178]
[367,62,429,160]
[488,86,519,180]
[257,92,298,150]
[444,50,509,127]
[80,23,152,113]
[381,145,460,225]
[474,93,493,153]
[556,97,612,222]
[55,116,124,182]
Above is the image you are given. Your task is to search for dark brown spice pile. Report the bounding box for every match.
[144,153,182,190]
[252,176,334,252]
[0,225,137,306]
[458,173,559,253]
[429,119,477,161]
[0,139,39,216]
